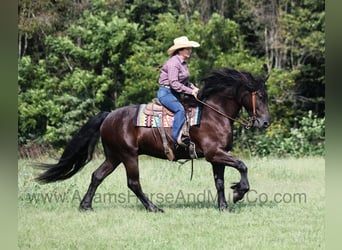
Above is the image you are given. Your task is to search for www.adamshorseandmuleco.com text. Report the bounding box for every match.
[23,189,307,205]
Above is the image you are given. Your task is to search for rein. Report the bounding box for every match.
[194,92,257,129]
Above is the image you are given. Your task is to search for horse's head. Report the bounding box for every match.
[239,72,270,129]
[199,68,271,128]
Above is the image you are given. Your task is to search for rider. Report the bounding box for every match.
[157,36,200,147]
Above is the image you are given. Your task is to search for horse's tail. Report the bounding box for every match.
[36,111,110,183]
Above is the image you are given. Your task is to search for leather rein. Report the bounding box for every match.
[194,92,257,129]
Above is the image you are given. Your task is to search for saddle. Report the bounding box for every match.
[142,99,174,117]
[136,98,201,161]
[137,98,200,128]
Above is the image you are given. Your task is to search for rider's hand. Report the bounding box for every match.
[192,87,199,98]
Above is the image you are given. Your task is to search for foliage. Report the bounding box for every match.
[237,111,325,158]
[116,43,161,106]
[19,4,142,145]
[18,0,325,157]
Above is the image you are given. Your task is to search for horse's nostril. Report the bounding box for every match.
[263,121,270,128]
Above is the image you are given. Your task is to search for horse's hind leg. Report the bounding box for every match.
[123,157,164,212]
[80,159,120,211]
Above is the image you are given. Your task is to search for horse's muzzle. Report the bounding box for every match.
[254,117,271,128]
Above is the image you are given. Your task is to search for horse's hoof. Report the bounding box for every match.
[218,202,228,211]
[79,205,94,212]
[232,189,249,203]
[231,182,249,203]
[233,191,242,203]
[147,206,164,213]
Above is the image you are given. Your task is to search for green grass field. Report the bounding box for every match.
[18,156,324,249]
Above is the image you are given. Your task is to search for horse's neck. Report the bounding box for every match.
[205,96,241,119]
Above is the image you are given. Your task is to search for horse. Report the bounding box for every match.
[36,68,270,212]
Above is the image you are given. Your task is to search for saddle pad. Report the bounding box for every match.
[136,104,201,127]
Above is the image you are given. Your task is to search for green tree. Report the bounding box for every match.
[18,1,142,145]
[18,0,88,59]
[18,0,325,157]
[241,0,325,117]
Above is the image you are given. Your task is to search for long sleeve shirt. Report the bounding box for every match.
[158,55,195,95]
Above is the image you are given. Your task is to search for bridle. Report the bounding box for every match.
[250,91,257,128]
[194,91,257,129]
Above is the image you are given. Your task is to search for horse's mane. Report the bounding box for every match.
[199,68,264,99]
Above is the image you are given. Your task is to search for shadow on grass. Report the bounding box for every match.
[91,199,280,213]
[160,200,279,212]
[231,200,280,212]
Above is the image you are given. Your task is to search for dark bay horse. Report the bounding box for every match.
[36,68,270,212]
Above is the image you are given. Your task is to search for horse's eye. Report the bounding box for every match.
[257,91,264,100]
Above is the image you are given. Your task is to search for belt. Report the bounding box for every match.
[160,85,170,89]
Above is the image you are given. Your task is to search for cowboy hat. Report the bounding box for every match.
[167,36,200,55]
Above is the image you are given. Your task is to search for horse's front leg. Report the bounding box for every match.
[212,164,228,210]
[229,159,250,203]
[208,150,250,204]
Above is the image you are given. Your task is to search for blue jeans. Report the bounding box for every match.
[157,86,185,143]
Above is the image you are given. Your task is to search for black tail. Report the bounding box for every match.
[36,111,110,183]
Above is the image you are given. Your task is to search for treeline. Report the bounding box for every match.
[18,0,325,157]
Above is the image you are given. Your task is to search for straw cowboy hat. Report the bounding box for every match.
[167,36,200,55]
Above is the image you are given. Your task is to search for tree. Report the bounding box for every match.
[18,1,142,145]
[241,0,325,118]
[18,0,89,59]
[18,0,325,157]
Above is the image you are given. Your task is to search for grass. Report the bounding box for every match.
[18,156,325,249]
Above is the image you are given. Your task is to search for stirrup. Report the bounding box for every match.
[189,142,198,159]
[177,134,190,147]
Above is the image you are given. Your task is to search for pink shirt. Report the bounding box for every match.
[158,55,195,95]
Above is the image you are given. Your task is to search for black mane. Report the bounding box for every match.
[199,68,264,99]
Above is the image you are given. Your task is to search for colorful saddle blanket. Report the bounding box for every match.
[136,103,201,127]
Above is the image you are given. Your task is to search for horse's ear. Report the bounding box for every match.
[262,63,270,83]
[265,74,270,82]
